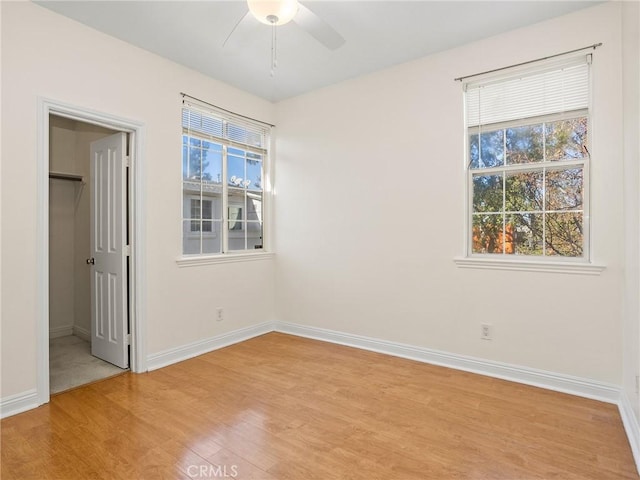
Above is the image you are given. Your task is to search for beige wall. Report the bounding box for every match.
[1,1,276,399]
[274,2,627,384]
[622,0,640,418]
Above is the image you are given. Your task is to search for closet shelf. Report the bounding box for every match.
[49,172,84,182]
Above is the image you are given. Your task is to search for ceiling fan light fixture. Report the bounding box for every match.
[247,0,299,26]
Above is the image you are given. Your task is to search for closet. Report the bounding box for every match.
[48,115,126,393]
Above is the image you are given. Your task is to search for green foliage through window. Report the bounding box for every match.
[470,117,587,257]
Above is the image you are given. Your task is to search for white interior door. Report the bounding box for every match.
[89,133,129,368]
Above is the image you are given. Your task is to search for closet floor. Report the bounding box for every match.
[49,335,126,394]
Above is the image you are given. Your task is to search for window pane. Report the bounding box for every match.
[182,144,189,180]
[506,124,543,164]
[505,170,543,212]
[183,220,201,255]
[228,225,246,251]
[473,174,503,212]
[508,213,543,255]
[469,129,504,169]
[185,140,203,182]
[228,206,243,230]
[228,153,245,187]
[246,154,262,191]
[202,141,223,184]
[472,214,504,253]
[202,200,213,220]
[247,193,262,223]
[546,168,583,211]
[202,221,222,255]
[247,221,263,250]
[545,117,588,161]
[545,212,583,257]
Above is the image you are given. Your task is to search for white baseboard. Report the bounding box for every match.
[274,321,621,404]
[73,325,90,341]
[146,321,275,371]
[49,325,73,339]
[0,389,40,419]
[619,391,640,475]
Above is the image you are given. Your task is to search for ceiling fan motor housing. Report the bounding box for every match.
[247,0,299,26]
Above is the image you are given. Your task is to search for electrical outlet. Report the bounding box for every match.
[216,308,224,322]
[481,323,492,340]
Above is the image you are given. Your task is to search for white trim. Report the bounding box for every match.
[0,390,39,419]
[72,325,90,342]
[274,321,619,404]
[619,391,640,475]
[37,98,147,411]
[146,321,274,371]
[129,127,148,374]
[49,325,73,339]
[36,98,50,408]
[453,256,605,275]
[176,251,274,267]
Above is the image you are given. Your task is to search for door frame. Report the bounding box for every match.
[37,98,147,406]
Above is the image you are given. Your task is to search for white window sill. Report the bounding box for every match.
[177,251,274,267]
[453,257,605,275]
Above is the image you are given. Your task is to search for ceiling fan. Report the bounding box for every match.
[224,0,345,74]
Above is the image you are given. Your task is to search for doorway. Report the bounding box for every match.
[37,99,146,405]
[49,115,128,393]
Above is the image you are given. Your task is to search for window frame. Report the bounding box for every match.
[457,54,605,274]
[178,98,272,265]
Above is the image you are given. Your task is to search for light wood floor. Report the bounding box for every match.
[1,333,638,479]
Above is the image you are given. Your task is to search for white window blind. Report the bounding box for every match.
[182,100,270,153]
[465,55,590,127]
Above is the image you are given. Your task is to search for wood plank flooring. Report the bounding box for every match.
[1,332,638,479]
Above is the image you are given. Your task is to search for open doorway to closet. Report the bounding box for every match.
[48,114,129,394]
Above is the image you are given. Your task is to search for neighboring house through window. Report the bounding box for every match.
[464,54,591,259]
[182,97,270,255]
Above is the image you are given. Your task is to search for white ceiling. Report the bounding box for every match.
[36,1,601,102]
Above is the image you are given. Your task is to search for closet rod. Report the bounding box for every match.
[49,172,84,182]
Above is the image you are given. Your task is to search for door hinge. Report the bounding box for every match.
[124,245,131,256]
[125,156,131,168]
[126,334,131,345]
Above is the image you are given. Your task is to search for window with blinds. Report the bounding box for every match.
[464,55,591,259]
[181,97,270,256]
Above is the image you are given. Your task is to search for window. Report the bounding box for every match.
[464,56,591,259]
[182,98,270,255]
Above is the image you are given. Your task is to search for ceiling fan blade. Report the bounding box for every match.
[223,10,259,48]
[294,3,345,50]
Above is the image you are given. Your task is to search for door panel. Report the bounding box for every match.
[90,133,128,368]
